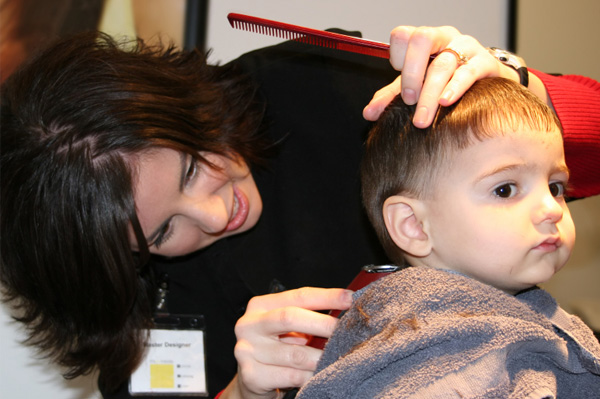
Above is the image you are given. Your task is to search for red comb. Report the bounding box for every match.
[227,13,390,59]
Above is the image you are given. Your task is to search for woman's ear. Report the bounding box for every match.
[383,195,432,257]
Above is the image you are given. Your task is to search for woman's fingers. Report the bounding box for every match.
[235,327,323,372]
[365,25,510,128]
[436,34,500,105]
[231,288,354,396]
[244,287,353,313]
[364,25,461,121]
[234,344,315,395]
[363,75,402,121]
[413,34,502,127]
[411,48,465,126]
[394,26,462,104]
[236,305,342,346]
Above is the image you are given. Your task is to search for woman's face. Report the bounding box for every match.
[131,148,262,257]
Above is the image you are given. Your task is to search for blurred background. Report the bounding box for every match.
[1,0,598,397]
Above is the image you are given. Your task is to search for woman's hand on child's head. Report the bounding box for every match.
[363,25,516,128]
[223,287,353,398]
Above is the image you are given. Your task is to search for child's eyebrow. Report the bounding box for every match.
[474,162,526,183]
[474,161,570,184]
[555,163,571,178]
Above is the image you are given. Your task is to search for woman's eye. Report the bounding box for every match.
[549,182,565,197]
[153,223,173,249]
[185,157,198,184]
[493,183,518,199]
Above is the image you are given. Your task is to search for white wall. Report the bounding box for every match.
[0,304,102,398]
[205,0,510,64]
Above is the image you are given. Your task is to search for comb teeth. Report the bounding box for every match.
[228,13,390,59]
[230,19,305,41]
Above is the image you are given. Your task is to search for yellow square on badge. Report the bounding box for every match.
[150,363,175,388]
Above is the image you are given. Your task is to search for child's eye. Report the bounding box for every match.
[493,183,518,199]
[549,181,565,197]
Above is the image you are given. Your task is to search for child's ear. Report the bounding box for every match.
[383,195,432,257]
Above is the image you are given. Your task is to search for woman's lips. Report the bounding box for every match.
[225,185,249,232]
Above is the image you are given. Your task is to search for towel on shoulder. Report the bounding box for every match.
[297,267,600,399]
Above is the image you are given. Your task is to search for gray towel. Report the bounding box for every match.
[297,267,600,398]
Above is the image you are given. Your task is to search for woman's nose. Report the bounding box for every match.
[184,195,230,234]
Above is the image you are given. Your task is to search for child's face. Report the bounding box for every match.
[423,126,575,294]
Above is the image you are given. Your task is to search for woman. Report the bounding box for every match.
[1,30,394,398]
[1,26,599,399]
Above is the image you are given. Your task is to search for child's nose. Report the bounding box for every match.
[535,191,563,225]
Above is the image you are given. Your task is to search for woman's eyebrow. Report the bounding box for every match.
[146,153,188,244]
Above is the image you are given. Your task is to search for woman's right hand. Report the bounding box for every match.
[219,287,353,399]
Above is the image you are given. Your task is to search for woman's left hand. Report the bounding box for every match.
[363,25,522,127]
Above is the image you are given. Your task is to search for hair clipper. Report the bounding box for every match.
[307,264,399,349]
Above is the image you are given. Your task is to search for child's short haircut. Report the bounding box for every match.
[361,78,561,265]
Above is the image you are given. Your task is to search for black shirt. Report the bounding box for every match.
[104,32,396,399]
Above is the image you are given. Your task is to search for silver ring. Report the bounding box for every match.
[439,48,469,66]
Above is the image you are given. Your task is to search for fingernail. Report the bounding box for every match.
[362,105,374,120]
[402,89,417,105]
[414,106,429,125]
[440,89,454,104]
[343,290,354,303]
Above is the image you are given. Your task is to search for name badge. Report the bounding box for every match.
[129,315,207,396]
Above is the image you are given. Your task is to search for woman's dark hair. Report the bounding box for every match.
[1,32,267,391]
[361,78,561,265]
